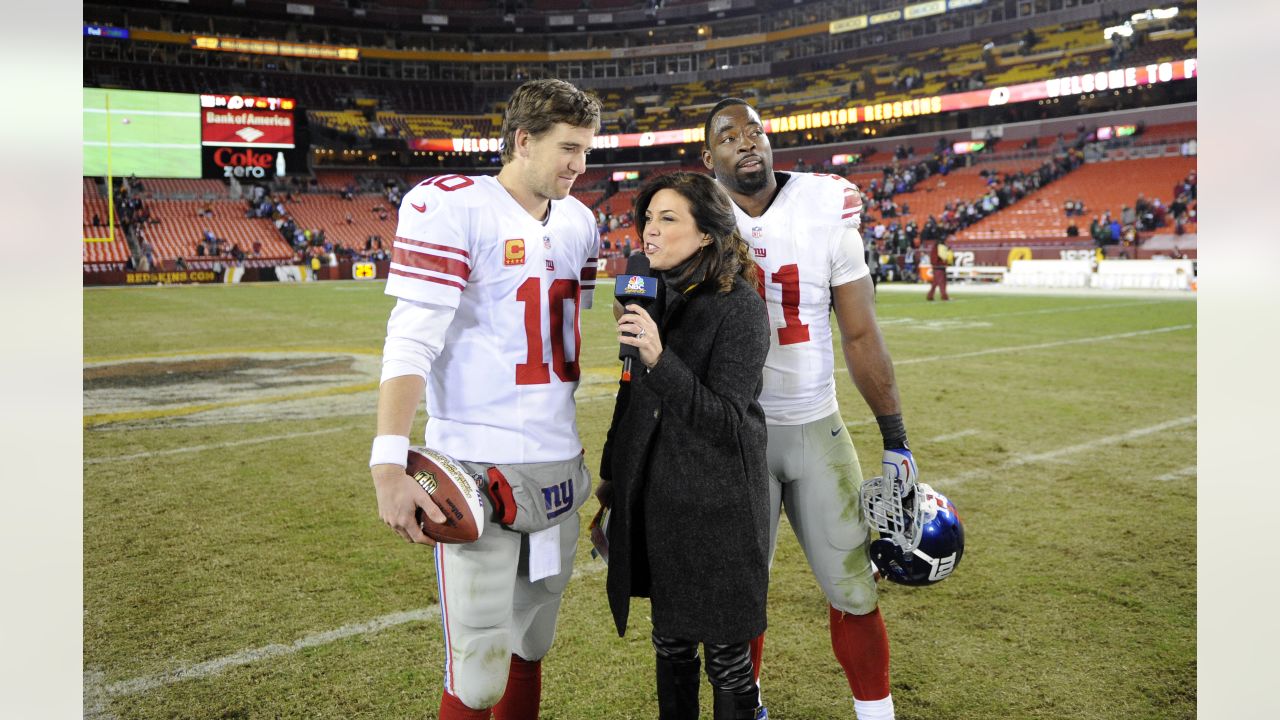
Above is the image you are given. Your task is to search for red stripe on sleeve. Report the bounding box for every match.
[395,236,471,259]
[389,267,466,291]
[393,246,472,281]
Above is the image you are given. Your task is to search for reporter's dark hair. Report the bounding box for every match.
[634,171,757,294]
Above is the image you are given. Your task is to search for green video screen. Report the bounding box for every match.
[83,88,202,178]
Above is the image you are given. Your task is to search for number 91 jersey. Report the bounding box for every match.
[387,174,599,464]
[732,172,869,426]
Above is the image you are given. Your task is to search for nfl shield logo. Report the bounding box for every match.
[542,236,552,250]
[751,226,763,239]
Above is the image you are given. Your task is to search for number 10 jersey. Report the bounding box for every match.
[386,174,599,464]
[730,171,869,426]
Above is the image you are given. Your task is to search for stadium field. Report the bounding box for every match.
[83,281,1196,719]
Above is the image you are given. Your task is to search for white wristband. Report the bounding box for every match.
[369,435,411,468]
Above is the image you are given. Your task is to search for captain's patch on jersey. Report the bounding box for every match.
[505,238,526,265]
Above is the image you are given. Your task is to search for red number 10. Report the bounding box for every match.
[515,277,581,385]
[755,263,810,345]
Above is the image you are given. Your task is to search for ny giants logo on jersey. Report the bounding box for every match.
[542,478,574,520]
[504,238,525,266]
[546,259,555,271]
[753,247,767,258]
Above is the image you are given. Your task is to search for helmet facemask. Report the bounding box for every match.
[859,474,923,554]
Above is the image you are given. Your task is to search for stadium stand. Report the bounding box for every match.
[82,0,1197,281]
[278,195,400,254]
[137,200,292,264]
[957,155,1196,241]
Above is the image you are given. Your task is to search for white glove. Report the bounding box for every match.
[881,446,920,500]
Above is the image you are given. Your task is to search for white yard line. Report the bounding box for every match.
[894,324,1193,366]
[88,563,607,707]
[935,415,1196,487]
[929,429,981,443]
[84,428,347,465]
[1155,465,1197,482]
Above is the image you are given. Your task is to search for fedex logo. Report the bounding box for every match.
[542,479,574,520]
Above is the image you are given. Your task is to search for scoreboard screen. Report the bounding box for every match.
[83,88,202,178]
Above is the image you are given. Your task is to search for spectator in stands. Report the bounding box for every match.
[175,256,188,271]
[1063,200,1076,216]
[1109,218,1122,244]
[1066,223,1080,237]
[252,240,262,257]
[198,200,214,218]
[1090,216,1105,246]
[1135,193,1151,217]
[1121,205,1136,227]
[342,184,356,201]
[1151,199,1167,228]
[91,213,102,227]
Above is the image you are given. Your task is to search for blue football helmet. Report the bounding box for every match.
[869,483,964,586]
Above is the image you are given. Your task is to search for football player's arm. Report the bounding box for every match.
[833,275,919,487]
[832,277,900,418]
[371,299,454,544]
[830,218,918,474]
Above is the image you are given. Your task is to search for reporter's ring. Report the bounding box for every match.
[637,328,646,339]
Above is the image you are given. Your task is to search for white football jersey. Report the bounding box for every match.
[731,172,869,425]
[386,174,599,463]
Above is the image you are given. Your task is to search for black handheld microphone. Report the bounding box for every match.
[614,253,659,382]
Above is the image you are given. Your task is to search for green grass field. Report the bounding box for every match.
[83,282,1196,719]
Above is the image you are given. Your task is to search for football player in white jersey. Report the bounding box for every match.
[369,79,601,720]
[703,98,919,720]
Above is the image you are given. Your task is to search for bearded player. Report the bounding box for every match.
[703,98,919,720]
[370,79,601,720]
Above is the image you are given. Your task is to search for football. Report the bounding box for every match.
[406,446,485,544]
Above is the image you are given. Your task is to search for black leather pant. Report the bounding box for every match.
[652,632,756,694]
[653,632,760,720]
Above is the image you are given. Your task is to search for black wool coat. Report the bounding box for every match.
[600,273,771,644]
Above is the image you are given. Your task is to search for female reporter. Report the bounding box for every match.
[598,172,770,720]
